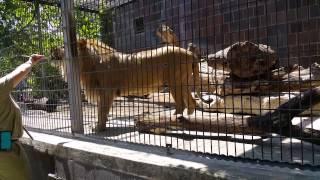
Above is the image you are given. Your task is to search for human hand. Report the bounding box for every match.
[28,54,46,66]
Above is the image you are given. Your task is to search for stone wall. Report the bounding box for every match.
[111,0,320,66]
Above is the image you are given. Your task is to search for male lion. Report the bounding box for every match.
[51,39,207,132]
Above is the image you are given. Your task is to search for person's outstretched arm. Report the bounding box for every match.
[1,54,45,88]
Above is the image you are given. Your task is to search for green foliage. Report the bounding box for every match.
[76,11,101,39]
[0,0,36,74]
[0,0,112,100]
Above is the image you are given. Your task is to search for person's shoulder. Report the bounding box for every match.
[0,77,7,85]
[0,77,13,93]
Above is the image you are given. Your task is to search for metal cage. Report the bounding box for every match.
[0,0,319,167]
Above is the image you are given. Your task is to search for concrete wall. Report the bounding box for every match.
[23,144,55,180]
[20,131,320,180]
[23,142,146,180]
[111,0,320,66]
[53,157,147,180]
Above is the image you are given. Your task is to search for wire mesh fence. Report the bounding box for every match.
[1,0,320,166]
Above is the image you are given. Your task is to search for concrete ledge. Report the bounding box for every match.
[21,131,320,180]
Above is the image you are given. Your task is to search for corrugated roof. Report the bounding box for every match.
[76,0,106,11]
[24,0,135,12]
[105,0,135,8]
[77,0,135,10]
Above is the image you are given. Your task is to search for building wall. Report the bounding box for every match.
[112,0,320,66]
[112,0,164,52]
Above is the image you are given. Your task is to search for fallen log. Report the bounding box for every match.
[247,87,320,145]
[135,87,320,145]
[202,63,320,96]
[199,93,320,116]
[134,111,320,145]
[135,111,263,135]
[146,91,320,116]
[206,41,277,78]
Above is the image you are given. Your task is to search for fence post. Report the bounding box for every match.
[61,0,84,134]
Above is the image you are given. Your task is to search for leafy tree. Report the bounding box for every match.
[0,0,110,101]
[0,0,36,74]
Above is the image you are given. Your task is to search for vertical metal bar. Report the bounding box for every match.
[61,0,84,134]
[182,0,186,152]
[264,0,272,162]
[35,2,46,98]
[282,0,289,162]
[274,0,279,162]
[295,0,303,165]
[247,0,254,159]
[215,0,221,156]
[236,0,240,157]
[265,0,272,161]
[146,0,151,146]
[307,0,315,166]
[169,0,174,150]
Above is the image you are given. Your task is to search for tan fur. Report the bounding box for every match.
[156,24,200,56]
[156,24,213,103]
[187,43,201,58]
[156,24,179,46]
[51,39,205,132]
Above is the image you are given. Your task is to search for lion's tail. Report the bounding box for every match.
[187,43,213,104]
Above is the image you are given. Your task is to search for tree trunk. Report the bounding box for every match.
[198,93,320,116]
[247,87,320,145]
[135,111,263,135]
[206,41,277,78]
[201,63,320,96]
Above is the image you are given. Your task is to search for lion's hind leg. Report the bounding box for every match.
[169,63,194,115]
[96,90,116,132]
[169,83,185,115]
[184,66,197,115]
[184,89,197,115]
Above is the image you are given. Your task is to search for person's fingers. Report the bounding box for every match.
[31,54,45,60]
[30,54,46,63]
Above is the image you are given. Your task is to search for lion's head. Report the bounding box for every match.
[50,46,65,62]
[156,24,178,46]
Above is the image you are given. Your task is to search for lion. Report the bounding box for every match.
[156,24,179,46]
[156,24,201,56]
[51,39,208,132]
[156,24,217,95]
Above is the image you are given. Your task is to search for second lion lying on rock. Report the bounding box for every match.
[51,39,209,132]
